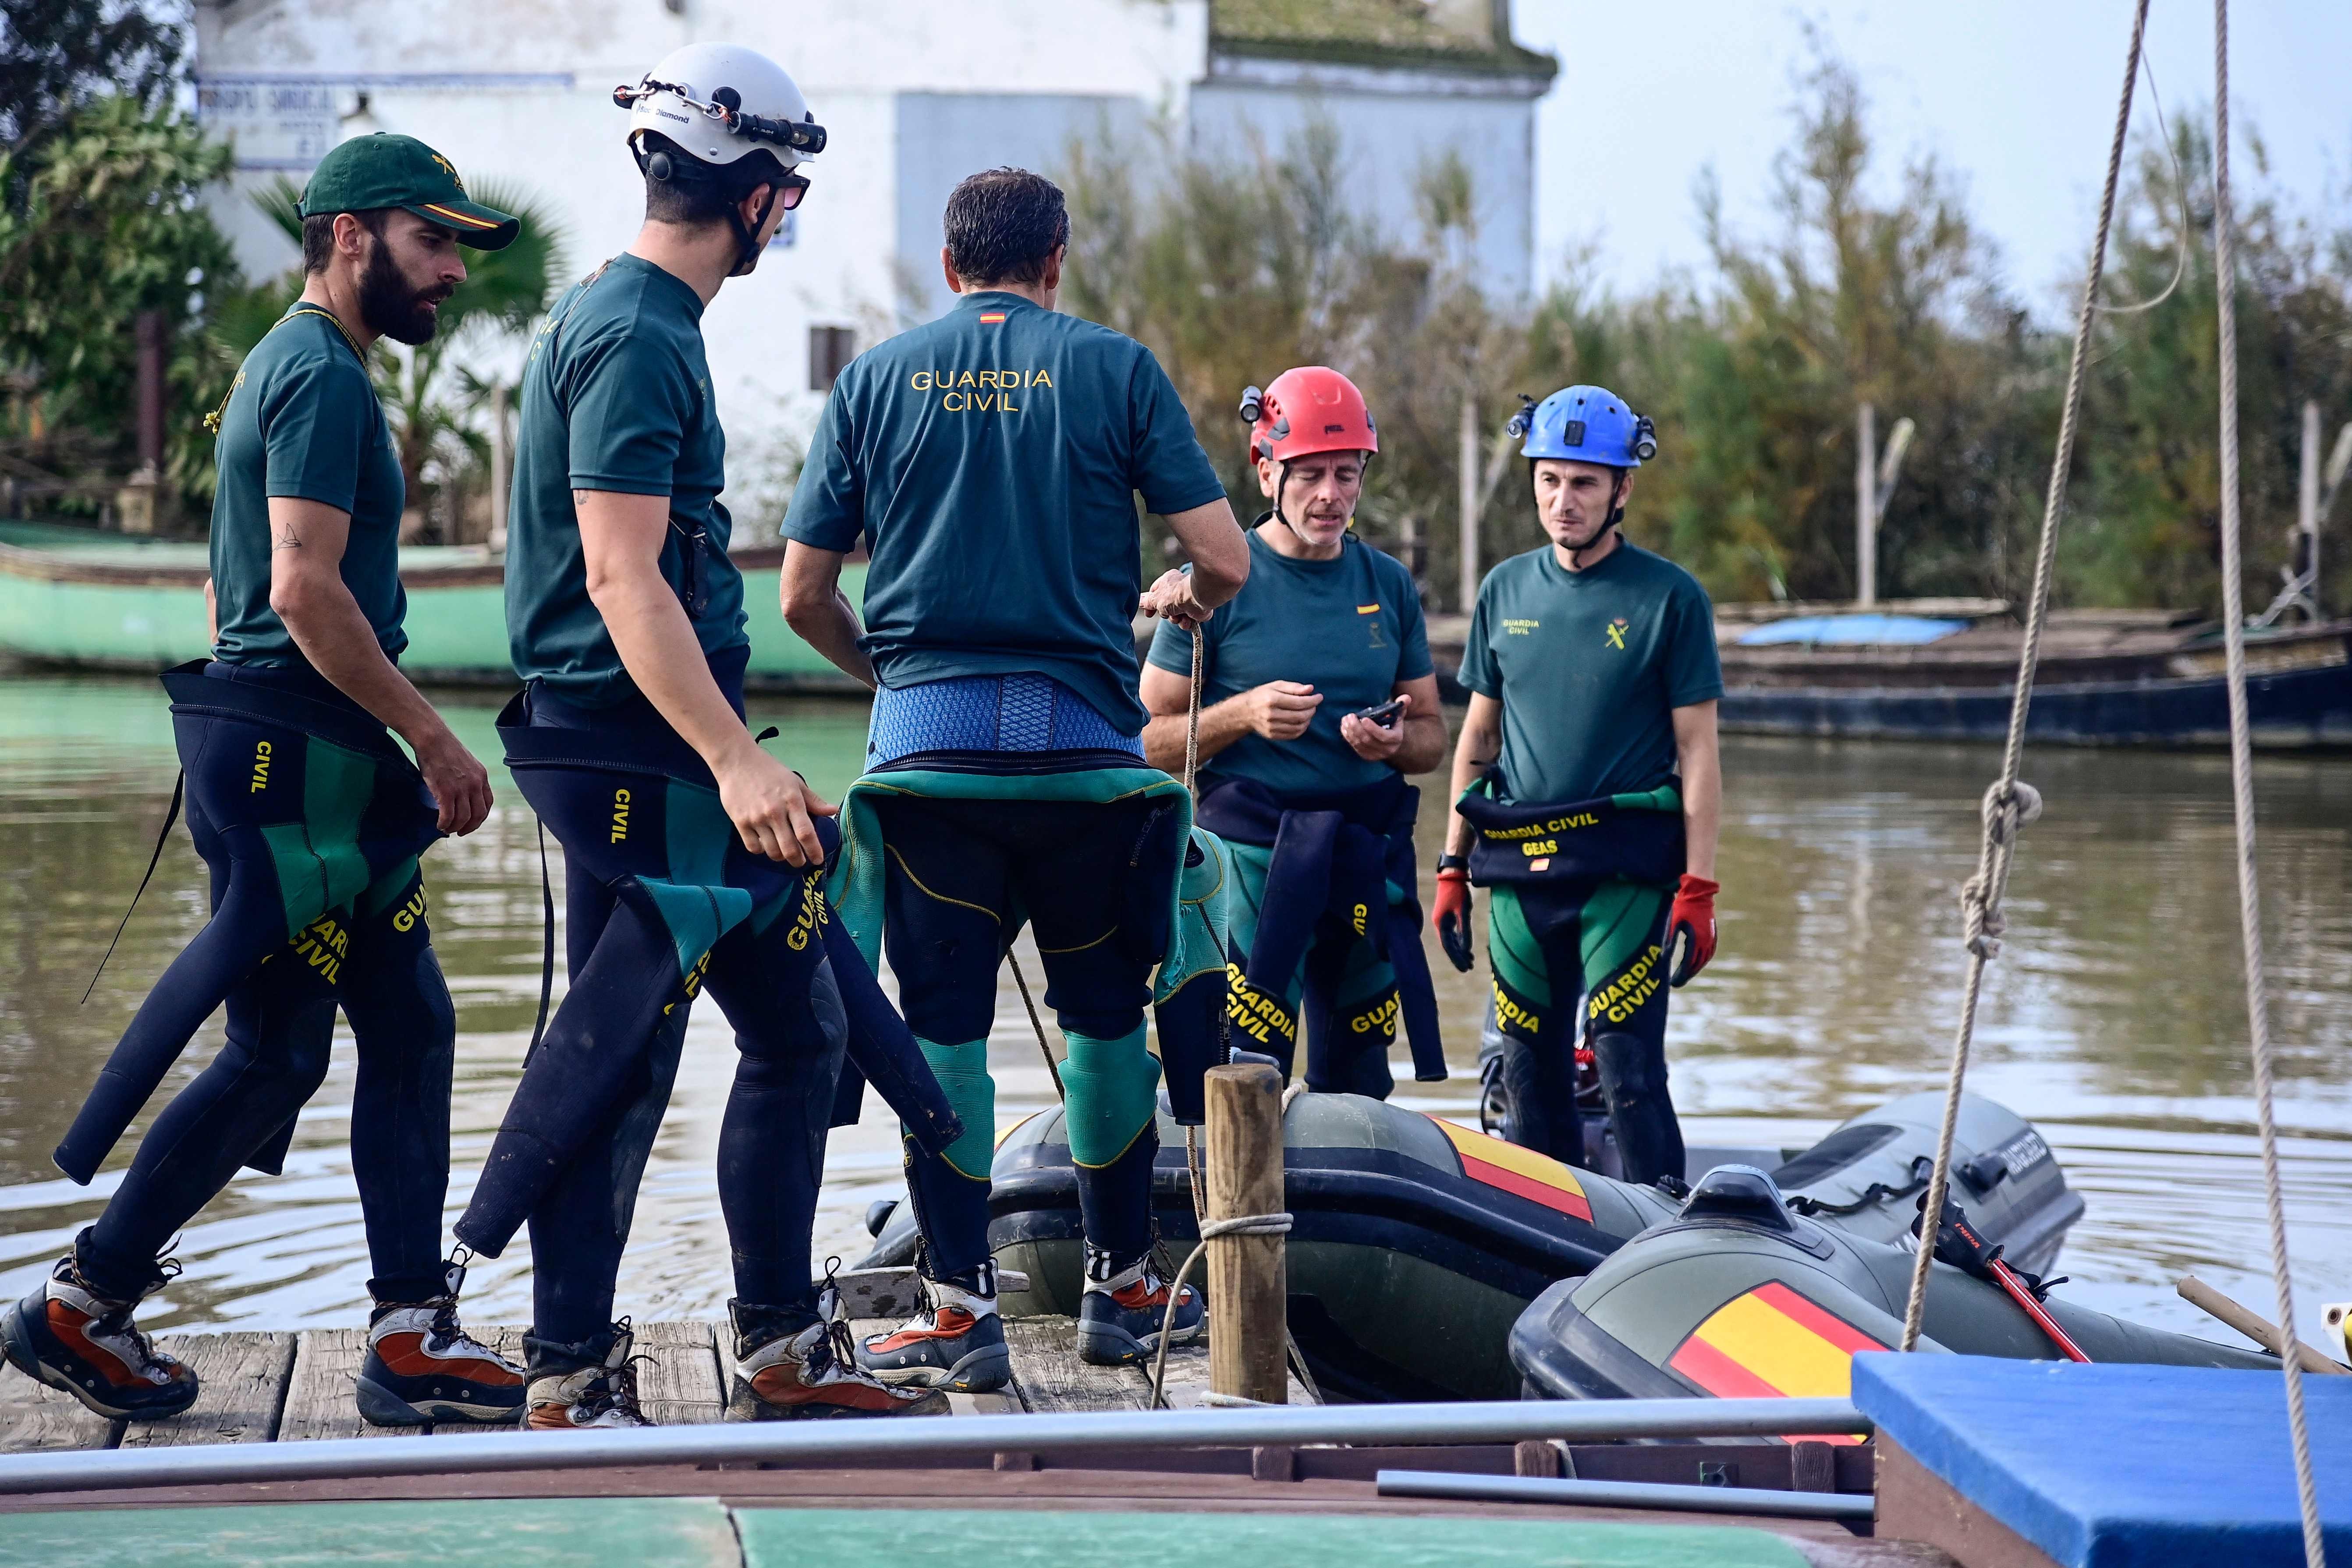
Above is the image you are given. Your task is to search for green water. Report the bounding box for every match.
[0,674,2344,1349]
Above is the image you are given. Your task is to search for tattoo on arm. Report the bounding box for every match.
[273,525,302,550]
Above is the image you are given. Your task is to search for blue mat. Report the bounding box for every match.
[1852,1352,2350,1568]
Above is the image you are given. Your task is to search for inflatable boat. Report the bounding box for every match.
[1511,1160,2271,1413]
[861,1086,2085,1402]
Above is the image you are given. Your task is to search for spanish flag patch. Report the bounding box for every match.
[979,312,1007,324]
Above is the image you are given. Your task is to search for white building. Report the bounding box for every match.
[195,0,1554,453]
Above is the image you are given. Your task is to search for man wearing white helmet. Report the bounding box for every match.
[457,43,959,1428]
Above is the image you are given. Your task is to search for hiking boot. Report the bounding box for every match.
[728,1299,946,1419]
[0,1254,198,1421]
[1076,1246,1205,1367]
[524,1323,653,1430]
[357,1259,525,1426]
[855,1262,1011,1393]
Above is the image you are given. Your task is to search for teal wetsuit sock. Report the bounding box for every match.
[903,1039,995,1283]
[1059,1025,1161,1268]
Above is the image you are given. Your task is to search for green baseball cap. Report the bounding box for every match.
[298,133,520,250]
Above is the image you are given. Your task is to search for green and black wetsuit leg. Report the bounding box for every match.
[338,858,459,1304]
[881,794,1165,1281]
[1487,878,1681,1183]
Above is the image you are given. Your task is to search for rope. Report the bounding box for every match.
[1184,625,1204,794]
[1147,1210,1292,1409]
[2211,5,2325,1558]
[1006,949,1064,1099]
[1900,0,2148,1352]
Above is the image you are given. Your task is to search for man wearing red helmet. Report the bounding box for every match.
[1142,368,1450,1093]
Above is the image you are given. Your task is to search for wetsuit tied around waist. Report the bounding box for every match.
[60,661,455,1303]
[1193,771,1444,1095]
[1461,777,1686,1184]
[827,691,1229,1286]
[452,676,958,1343]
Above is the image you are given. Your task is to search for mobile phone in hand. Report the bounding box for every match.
[1350,697,1407,727]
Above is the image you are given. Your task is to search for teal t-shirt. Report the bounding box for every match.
[1457,540,1722,803]
[506,254,743,706]
[1147,525,1432,799]
[783,290,1227,733]
[209,305,406,666]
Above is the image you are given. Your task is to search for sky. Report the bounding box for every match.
[1518,1,2352,318]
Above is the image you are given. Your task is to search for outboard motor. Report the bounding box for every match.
[1510,1164,2273,1410]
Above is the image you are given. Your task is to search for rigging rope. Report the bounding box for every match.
[2210,3,2326,1557]
[1900,0,2148,1352]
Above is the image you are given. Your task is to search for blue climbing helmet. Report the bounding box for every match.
[1506,384,1657,468]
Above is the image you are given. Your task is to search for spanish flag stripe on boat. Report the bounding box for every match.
[1428,1117,1593,1221]
[1666,1282,1881,1442]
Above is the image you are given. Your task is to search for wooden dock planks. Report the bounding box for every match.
[116,1332,293,1449]
[0,1313,1307,1454]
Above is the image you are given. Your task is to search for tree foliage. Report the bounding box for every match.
[0,0,182,171]
[1059,52,2352,616]
[0,94,237,495]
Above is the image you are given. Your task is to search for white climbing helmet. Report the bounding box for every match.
[612,42,825,175]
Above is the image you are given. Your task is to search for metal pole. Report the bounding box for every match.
[1376,1469,1876,1522]
[2299,400,2320,616]
[0,1398,1869,1497]
[489,382,513,552]
[1856,401,1877,607]
[1458,388,1480,612]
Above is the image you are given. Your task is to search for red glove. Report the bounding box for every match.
[1666,873,1718,987]
[1433,867,1475,972]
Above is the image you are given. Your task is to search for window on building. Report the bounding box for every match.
[809,326,856,391]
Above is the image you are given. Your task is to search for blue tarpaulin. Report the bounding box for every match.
[1853,1352,2351,1568]
[1735,614,1969,647]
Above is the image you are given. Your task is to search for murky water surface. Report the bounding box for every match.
[1,675,2345,1349]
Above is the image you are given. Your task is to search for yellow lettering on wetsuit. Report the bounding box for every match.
[1519,839,1558,858]
[391,882,429,933]
[1588,944,1666,1026]
[609,787,631,843]
[287,911,347,986]
[1347,994,1401,1035]
[249,740,273,793]
[1491,976,1540,1034]
[783,876,830,951]
[1223,962,1295,1043]
[664,947,714,1015]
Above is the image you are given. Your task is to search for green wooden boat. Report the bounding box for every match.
[0,520,867,691]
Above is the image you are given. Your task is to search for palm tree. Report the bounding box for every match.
[252,174,568,539]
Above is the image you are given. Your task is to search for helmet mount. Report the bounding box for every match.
[616,44,822,276]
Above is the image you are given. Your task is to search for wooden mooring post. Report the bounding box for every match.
[1203,1062,1287,1405]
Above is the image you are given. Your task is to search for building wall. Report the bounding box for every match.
[191,0,1545,509]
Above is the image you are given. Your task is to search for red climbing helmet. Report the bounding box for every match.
[1239,366,1379,465]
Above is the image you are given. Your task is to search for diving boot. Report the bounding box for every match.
[0,1253,198,1421]
[1075,1246,1204,1367]
[523,1323,653,1430]
[854,1261,1011,1393]
[357,1259,525,1426]
[728,1299,946,1419]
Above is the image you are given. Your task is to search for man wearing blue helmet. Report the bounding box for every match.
[1433,387,1721,1186]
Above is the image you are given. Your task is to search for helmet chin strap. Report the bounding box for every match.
[1272,454,1364,546]
[1561,475,1629,568]
[727,185,779,276]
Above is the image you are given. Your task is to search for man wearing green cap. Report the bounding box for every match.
[8,135,530,1429]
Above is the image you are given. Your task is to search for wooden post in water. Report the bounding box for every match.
[1204,1061,1286,1405]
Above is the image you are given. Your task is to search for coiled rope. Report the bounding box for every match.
[2210,3,2324,1557]
[1899,0,2149,1354]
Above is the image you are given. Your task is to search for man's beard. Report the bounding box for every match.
[357,239,451,346]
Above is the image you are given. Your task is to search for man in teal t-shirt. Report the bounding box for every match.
[782,167,1248,1389]
[24,134,524,1433]
[1141,367,1447,1094]
[458,42,954,1430]
[1436,385,1724,1187]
